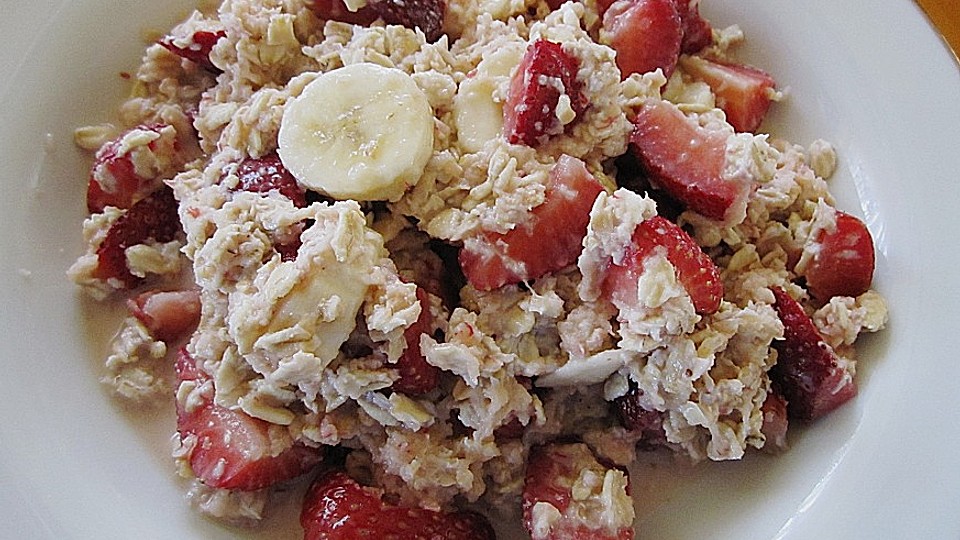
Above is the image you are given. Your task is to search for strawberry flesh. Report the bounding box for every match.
[87,124,174,213]
[235,153,308,208]
[768,286,857,421]
[160,30,225,72]
[630,99,750,222]
[803,211,875,300]
[602,0,682,79]
[128,289,201,343]
[503,39,588,147]
[459,155,604,290]
[310,0,446,42]
[680,55,777,133]
[93,186,181,288]
[672,0,712,53]
[760,389,789,451]
[301,470,496,540]
[175,349,324,491]
[603,215,723,314]
[392,286,441,394]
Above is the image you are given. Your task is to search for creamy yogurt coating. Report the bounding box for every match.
[70,0,890,533]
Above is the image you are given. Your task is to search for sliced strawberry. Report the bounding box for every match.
[234,153,308,208]
[630,99,751,222]
[301,470,496,540]
[459,155,604,290]
[602,215,723,314]
[680,55,777,133]
[503,39,588,147]
[310,0,446,42]
[522,443,634,540]
[768,287,857,421]
[760,389,789,451]
[803,211,876,300]
[92,186,181,288]
[392,286,441,394]
[128,289,201,343]
[159,30,225,72]
[672,0,712,53]
[174,349,324,491]
[87,124,177,213]
[601,0,682,79]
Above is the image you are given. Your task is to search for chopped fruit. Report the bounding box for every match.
[87,124,177,213]
[522,443,634,540]
[760,390,789,451]
[603,215,723,314]
[672,0,712,53]
[301,470,496,540]
[92,186,181,288]
[630,99,751,222]
[769,287,857,421]
[393,286,441,394]
[128,289,201,343]
[159,30,225,72]
[613,384,667,448]
[679,55,777,133]
[459,155,604,290]
[803,211,876,300]
[309,0,446,42]
[503,39,588,147]
[174,349,324,491]
[234,153,308,207]
[601,0,682,79]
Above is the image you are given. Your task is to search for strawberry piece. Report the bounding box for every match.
[768,287,857,421]
[175,349,324,491]
[310,0,446,42]
[301,470,496,540]
[603,215,723,314]
[235,153,308,208]
[672,0,712,53]
[159,30,225,72]
[630,99,751,222]
[760,389,789,451]
[601,0,682,79]
[522,443,634,540]
[87,124,176,213]
[393,287,441,394]
[308,0,380,24]
[459,155,604,290]
[92,186,181,288]
[128,289,201,343]
[503,39,588,147]
[680,55,777,133]
[803,211,876,300]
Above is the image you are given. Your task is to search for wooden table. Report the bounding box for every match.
[916,0,960,54]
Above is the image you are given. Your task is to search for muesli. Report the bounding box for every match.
[70,0,888,537]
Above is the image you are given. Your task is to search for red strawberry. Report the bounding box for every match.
[392,286,441,394]
[803,211,875,300]
[93,186,181,288]
[174,349,324,491]
[522,443,634,540]
[760,389,789,451]
[159,30,225,72]
[459,155,604,290]
[672,0,712,53]
[768,287,857,421]
[602,215,723,314]
[601,0,682,79]
[503,39,588,147]
[301,470,496,540]
[310,0,446,42]
[234,153,308,208]
[680,55,777,133]
[630,99,751,222]
[87,124,177,213]
[128,289,201,343]
[308,0,380,24]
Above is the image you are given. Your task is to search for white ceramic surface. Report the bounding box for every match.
[1,1,958,538]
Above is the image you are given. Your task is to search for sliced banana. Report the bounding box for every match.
[278,63,434,201]
[453,42,526,153]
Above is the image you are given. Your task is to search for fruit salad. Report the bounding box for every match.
[68,0,888,537]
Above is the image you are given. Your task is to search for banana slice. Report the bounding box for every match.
[453,42,526,153]
[278,63,434,201]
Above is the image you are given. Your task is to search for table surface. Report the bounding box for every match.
[916,0,960,56]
